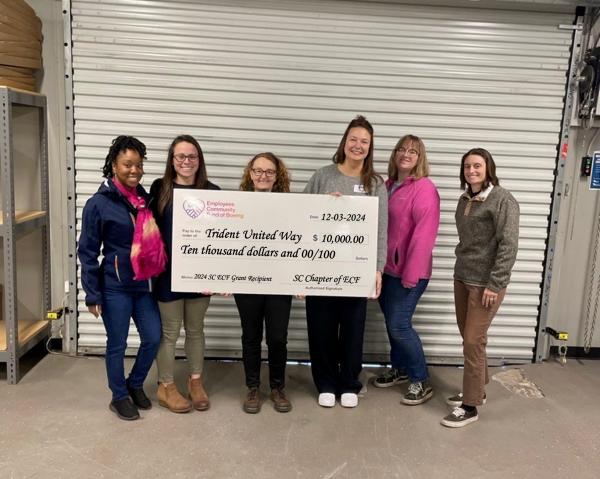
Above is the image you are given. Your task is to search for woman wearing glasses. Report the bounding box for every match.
[303,115,387,408]
[374,135,440,406]
[150,135,220,413]
[235,153,293,414]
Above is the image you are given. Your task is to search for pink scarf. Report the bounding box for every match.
[113,178,167,281]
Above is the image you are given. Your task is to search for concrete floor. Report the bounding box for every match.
[0,354,599,479]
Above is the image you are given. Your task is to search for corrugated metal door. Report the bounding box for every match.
[71,0,574,362]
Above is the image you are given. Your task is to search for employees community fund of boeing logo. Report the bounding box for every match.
[182,199,244,219]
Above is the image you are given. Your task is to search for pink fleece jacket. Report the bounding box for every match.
[384,176,440,287]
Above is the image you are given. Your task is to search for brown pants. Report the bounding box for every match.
[454,280,506,406]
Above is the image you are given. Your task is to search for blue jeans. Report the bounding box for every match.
[378,275,429,383]
[101,290,161,401]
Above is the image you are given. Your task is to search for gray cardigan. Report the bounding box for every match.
[303,164,388,271]
[454,185,520,292]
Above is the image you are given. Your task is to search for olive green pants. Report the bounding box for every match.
[156,297,211,383]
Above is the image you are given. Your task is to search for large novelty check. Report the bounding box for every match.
[171,190,379,296]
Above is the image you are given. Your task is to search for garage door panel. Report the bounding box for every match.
[72,0,573,363]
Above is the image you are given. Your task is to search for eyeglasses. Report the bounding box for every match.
[396,147,419,157]
[173,153,199,163]
[251,168,276,178]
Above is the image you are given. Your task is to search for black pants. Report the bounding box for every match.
[305,296,367,395]
[234,294,292,389]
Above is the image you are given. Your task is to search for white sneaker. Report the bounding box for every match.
[318,393,336,408]
[340,393,358,408]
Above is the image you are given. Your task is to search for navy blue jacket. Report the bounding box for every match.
[78,178,154,306]
[150,178,220,302]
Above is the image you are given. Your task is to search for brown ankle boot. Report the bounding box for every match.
[270,387,292,413]
[157,382,192,413]
[243,387,261,414]
[188,376,210,411]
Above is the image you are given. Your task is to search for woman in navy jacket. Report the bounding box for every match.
[78,136,165,421]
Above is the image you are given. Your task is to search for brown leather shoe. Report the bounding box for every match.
[243,387,261,414]
[188,376,210,411]
[157,382,192,413]
[270,387,292,413]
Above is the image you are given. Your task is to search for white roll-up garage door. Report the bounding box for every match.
[71,0,574,362]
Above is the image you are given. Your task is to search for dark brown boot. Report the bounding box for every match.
[270,387,292,413]
[157,382,192,413]
[243,387,261,414]
[188,375,210,411]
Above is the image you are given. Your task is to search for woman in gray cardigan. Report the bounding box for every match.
[442,148,519,428]
[303,115,387,408]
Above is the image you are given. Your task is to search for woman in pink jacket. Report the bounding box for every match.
[375,135,440,405]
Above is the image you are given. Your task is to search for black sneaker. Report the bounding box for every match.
[109,398,140,421]
[401,382,433,405]
[440,407,479,428]
[127,386,152,410]
[373,368,408,388]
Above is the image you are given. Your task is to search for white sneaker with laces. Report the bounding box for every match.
[318,393,336,408]
[340,393,358,408]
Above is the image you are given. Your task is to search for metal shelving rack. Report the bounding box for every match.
[0,86,51,384]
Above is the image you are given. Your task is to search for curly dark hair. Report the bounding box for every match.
[333,115,382,195]
[101,136,147,178]
[239,152,290,192]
